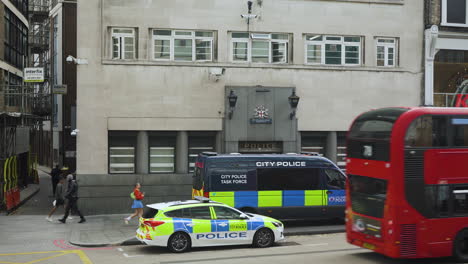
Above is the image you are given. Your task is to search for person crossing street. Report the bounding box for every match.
[59,174,86,224]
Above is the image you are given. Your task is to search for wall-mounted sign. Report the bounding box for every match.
[239,141,282,153]
[250,105,272,124]
[53,85,68,94]
[24,68,44,82]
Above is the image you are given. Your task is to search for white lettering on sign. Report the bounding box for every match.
[220,174,247,184]
[255,161,306,167]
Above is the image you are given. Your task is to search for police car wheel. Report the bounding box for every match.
[168,232,191,253]
[253,228,274,248]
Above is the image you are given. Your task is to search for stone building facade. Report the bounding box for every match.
[76,0,424,214]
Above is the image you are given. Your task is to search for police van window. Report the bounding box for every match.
[257,168,320,190]
[324,169,345,189]
[193,167,203,190]
[212,206,242,219]
[164,209,184,218]
[187,206,212,219]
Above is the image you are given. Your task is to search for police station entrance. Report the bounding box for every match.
[238,141,283,154]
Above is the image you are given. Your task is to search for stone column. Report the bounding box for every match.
[215,131,223,153]
[424,25,439,106]
[176,131,188,173]
[136,131,148,174]
[325,131,337,164]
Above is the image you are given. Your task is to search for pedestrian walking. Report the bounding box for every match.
[59,174,86,224]
[50,165,61,196]
[124,183,145,224]
[46,176,65,222]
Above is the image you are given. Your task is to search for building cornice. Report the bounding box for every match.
[101,60,418,74]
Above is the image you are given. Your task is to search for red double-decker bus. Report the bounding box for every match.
[346,107,468,261]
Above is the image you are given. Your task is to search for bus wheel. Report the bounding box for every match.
[167,232,191,253]
[253,228,274,248]
[454,229,468,262]
[240,207,256,214]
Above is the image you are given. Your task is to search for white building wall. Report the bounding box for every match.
[77,0,423,174]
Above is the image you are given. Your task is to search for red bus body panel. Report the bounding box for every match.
[346,107,468,259]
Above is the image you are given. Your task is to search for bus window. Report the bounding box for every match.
[453,188,468,216]
[324,169,345,189]
[257,168,321,190]
[426,185,449,217]
[405,115,447,147]
[349,175,387,218]
[453,118,468,146]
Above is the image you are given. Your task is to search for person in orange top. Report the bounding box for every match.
[125,182,145,224]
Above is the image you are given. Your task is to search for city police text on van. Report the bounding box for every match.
[255,161,306,167]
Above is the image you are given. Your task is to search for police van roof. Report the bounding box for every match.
[200,153,328,161]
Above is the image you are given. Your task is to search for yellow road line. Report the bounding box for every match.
[24,252,69,264]
[0,250,93,264]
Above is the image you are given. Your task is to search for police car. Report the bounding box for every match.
[136,197,284,252]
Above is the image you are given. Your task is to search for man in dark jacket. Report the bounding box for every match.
[59,174,86,223]
[50,165,61,196]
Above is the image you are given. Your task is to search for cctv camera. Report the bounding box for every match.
[209,67,225,76]
[71,129,79,136]
[66,55,74,64]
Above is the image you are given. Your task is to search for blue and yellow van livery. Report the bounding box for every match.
[192,153,346,220]
[136,198,284,252]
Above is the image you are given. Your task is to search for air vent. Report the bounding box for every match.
[400,224,417,257]
[404,149,424,179]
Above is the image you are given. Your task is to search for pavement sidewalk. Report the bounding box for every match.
[69,214,345,247]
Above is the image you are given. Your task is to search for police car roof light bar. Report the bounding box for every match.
[194,196,212,203]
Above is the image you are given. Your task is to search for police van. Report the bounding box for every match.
[192,153,346,220]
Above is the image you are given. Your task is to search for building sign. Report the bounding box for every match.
[238,141,282,153]
[53,85,68,94]
[250,105,272,124]
[24,68,44,82]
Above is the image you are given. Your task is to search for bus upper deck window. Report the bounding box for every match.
[405,116,448,147]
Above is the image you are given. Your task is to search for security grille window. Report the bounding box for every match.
[337,132,347,170]
[109,147,135,173]
[188,134,215,173]
[109,132,136,174]
[442,0,468,27]
[152,30,214,61]
[111,28,136,59]
[149,134,176,173]
[231,32,289,63]
[376,38,397,67]
[301,132,327,156]
[305,35,361,65]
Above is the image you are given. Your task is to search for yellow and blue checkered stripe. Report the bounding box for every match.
[209,190,345,208]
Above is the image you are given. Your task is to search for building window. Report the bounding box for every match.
[305,35,362,66]
[188,133,216,173]
[108,132,137,174]
[4,8,27,69]
[376,38,397,67]
[231,32,289,63]
[152,30,214,61]
[442,0,468,27]
[149,133,176,173]
[111,28,136,59]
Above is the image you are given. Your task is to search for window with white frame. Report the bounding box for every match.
[376,38,397,67]
[111,28,136,60]
[231,32,289,63]
[152,30,214,61]
[442,0,468,27]
[305,35,361,66]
